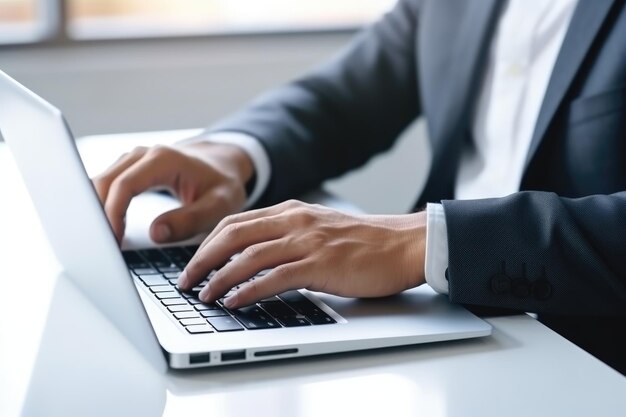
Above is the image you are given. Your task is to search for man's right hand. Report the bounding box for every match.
[92,140,255,244]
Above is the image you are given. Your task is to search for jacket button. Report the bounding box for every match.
[511,278,530,297]
[532,279,552,300]
[490,273,511,295]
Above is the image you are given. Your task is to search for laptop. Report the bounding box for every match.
[0,69,491,371]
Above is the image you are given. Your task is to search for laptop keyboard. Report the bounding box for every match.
[123,246,336,334]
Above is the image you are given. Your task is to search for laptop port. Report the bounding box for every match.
[254,348,298,357]
[189,352,211,365]
[221,350,246,362]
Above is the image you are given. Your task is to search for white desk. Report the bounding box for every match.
[1,131,624,417]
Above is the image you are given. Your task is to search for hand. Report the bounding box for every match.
[92,140,254,243]
[177,200,427,309]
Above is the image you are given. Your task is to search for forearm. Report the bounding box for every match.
[442,191,626,316]
[208,0,422,205]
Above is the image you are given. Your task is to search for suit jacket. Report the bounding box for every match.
[211,0,626,373]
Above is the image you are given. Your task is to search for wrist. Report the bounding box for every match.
[393,211,427,290]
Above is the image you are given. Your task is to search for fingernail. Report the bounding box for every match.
[199,281,211,302]
[177,271,187,289]
[224,292,238,309]
[154,223,171,242]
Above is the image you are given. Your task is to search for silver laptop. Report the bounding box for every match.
[0,69,491,371]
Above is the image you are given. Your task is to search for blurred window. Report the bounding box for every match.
[0,0,395,44]
[0,0,45,43]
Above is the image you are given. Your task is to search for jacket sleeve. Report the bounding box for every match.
[209,0,422,206]
[442,191,626,316]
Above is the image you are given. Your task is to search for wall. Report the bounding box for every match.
[0,33,430,213]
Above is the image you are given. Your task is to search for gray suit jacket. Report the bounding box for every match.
[211,0,626,372]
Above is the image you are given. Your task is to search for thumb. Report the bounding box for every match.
[150,197,222,243]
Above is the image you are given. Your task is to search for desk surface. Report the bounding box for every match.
[1,130,624,417]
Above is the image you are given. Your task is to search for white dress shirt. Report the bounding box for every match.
[426,0,578,293]
[200,0,579,294]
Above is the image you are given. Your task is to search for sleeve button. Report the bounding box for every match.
[490,273,511,295]
[511,278,530,297]
[532,279,552,300]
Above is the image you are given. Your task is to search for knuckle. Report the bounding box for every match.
[211,188,236,210]
[222,222,242,239]
[292,207,316,227]
[272,264,294,283]
[221,213,238,226]
[241,244,262,261]
[130,146,149,157]
[146,145,174,160]
[283,199,302,209]
[110,175,132,194]
[211,216,231,236]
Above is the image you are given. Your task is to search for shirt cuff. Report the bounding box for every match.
[424,203,450,294]
[179,131,271,209]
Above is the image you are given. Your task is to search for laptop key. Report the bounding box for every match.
[180,289,200,299]
[195,303,222,311]
[162,247,193,267]
[200,309,229,318]
[230,306,280,330]
[179,318,208,326]
[278,316,311,327]
[186,324,214,334]
[259,301,296,317]
[167,304,194,313]
[174,312,200,319]
[156,291,182,299]
[260,301,311,327]
[207,316,244,332]
[300,311,335,325]
[161,298,187,306]
[157,265,182,273]
[279,291,336,325]
[122,251,150,269]
[183,245,200,255]
[138,249,172,267]
[163,272,181,279]
[132,267,160,275]
[277,290,309,304]
[139,275,169,286]
[150,285,174,293]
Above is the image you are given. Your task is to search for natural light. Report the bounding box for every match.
[0,0,395,43]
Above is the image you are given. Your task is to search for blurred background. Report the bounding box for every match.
[0,0,429,213]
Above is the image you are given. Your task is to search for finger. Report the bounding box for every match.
[105,151,179,242]
[223,261,310,309]
[178,215,287,290]
[197,199,302,252]
[149,192,227,243]
[198,238,302,303]
[92,147,148,203]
